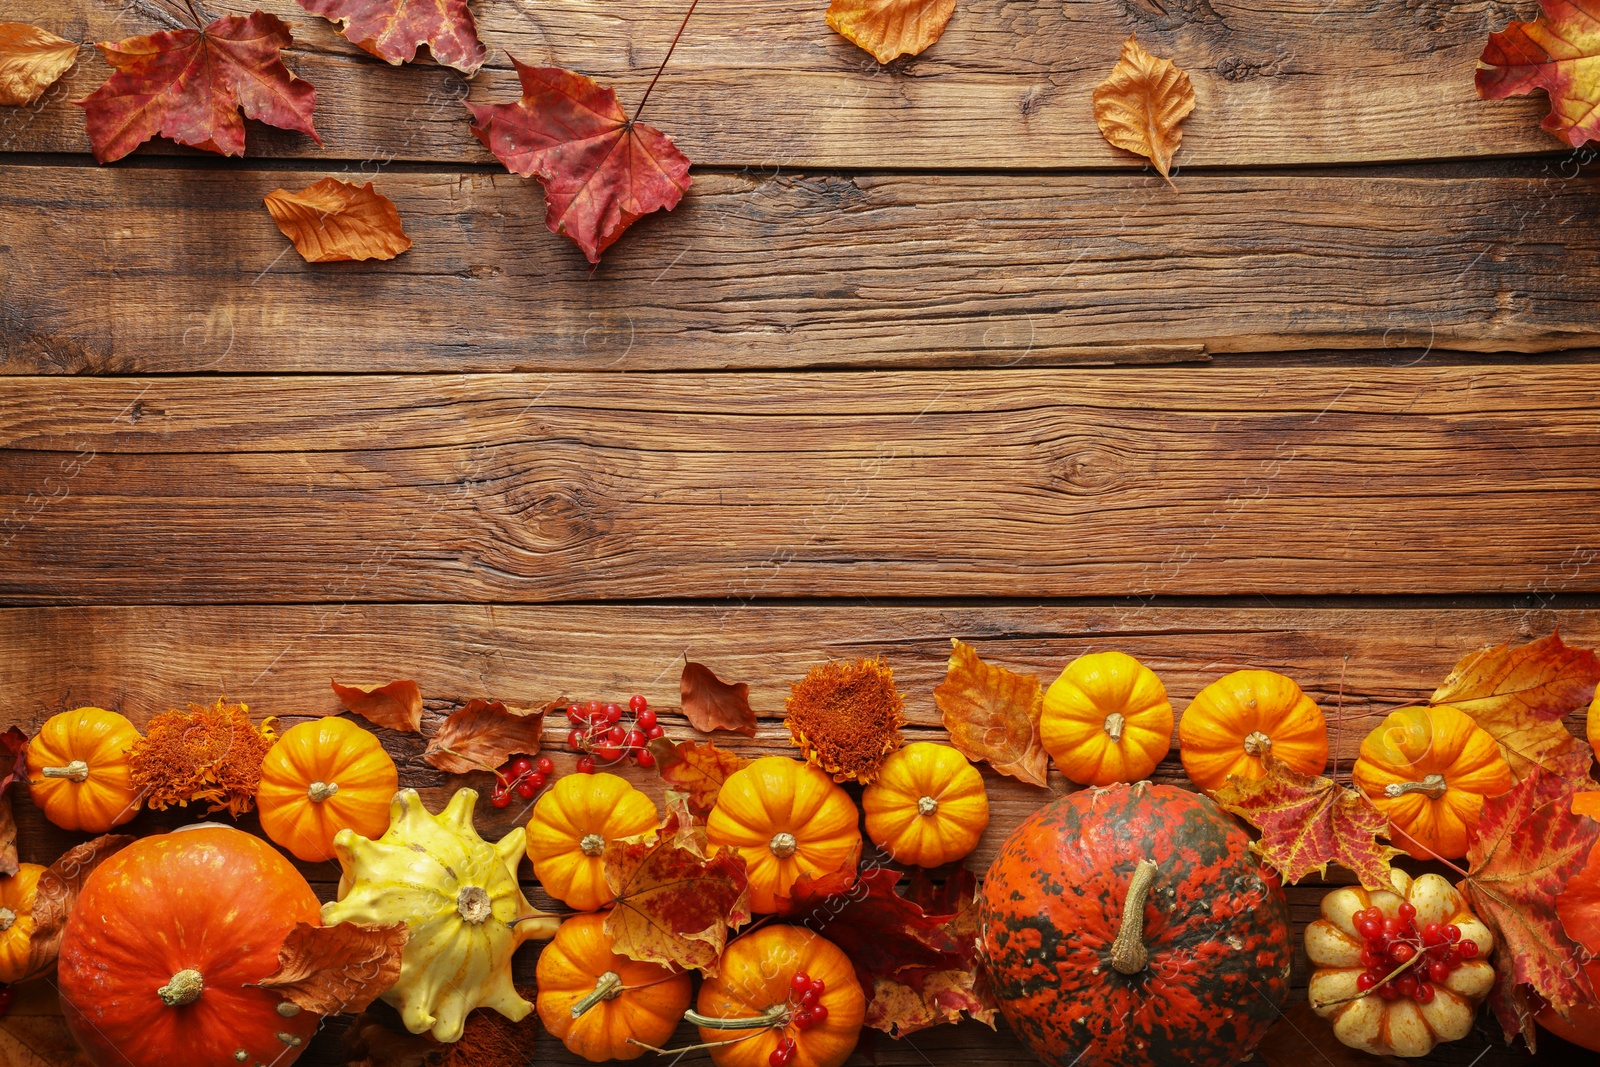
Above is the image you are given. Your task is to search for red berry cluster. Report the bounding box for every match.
[1351,901,1479,1004]
[490,754,555,809]
[768,972,829,1066]
[565,695,664,773]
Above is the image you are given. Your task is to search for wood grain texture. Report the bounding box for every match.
[0,0,1561,168]
[5,167,1600,374]
[4,366,1600,603]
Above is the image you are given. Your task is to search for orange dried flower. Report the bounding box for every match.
[128,698,276,816]
[785,656,905,783]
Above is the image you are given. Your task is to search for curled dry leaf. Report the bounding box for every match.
[1477,0,1600,147]
[264,178,412,263]
[0,726,29,877]
[647,737,748,814]
[258,920,409,1015]
[297,0,486,75]
[332,677,423,732]
[77,11,318,164]
[0,24,77,107]
[468,60,693,264]
[423,697,553,775]
[679,660,758,736]
[825,0,956,64]
[934,638,1049,788]
[20,834,134,982]
[1092,33,1195,185]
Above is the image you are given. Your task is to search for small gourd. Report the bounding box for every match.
[256,717,399,862]
[322,788,560,1042]
[1179,669,1328,792]
[0,862,45,984]
[862,742,988,866]
[1040,651,1173,786]
[26,707,141,832]
[526,772,659,911]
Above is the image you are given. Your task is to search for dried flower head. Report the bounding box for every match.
[128,698,276,816]
[785,657,905,783]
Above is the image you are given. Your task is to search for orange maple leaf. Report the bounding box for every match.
[933,638,1049,788]
[264,179,412,263]
[1092,33,1195,185]
[647,737,748,813]
[1478,0,1600,147]
[0,23,77,107]
[825,0,956,65]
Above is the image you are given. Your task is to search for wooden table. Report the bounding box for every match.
[2,0,1598,1064]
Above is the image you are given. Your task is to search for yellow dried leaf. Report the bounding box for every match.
[1092,33,1196,184]
[825,0,956,64]
[0,24,76,107]
[263,178,412,263]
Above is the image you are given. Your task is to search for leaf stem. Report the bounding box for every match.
[632,0,701,125]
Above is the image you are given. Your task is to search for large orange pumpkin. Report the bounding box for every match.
[57,825,323,1067]
[1541,790,1600,1050]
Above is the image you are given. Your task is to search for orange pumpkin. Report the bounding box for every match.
[26,707,141,832]
[694,925,865,1067]
[527,773,659,911]
[862,742,988,867]
[1041,651,1173,786]
[1178,670,1327,792]
[536,911,693,1062]
[1352,704,1512,860]
[0,862,45,983]
[1589,685,1600,756]
[257,716,399,862]
[706,757,862,914]
[1541,791,1600,1050]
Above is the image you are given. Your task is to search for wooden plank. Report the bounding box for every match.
[0,0,1559,168]
[4,366,1600,602]
[4,168,1600,374]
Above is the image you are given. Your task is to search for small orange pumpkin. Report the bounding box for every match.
[0,862,45,983]
[1351,704,1512,861]
[256,717,399,862]
[527,773,659,911]
[1041,651,1173,786]
[26,707,141,832]
[862,742,988,867]
[1178,670,1328,792]
[536,911,693,1062]
[706,757,862,914]
[694,925,866,1067]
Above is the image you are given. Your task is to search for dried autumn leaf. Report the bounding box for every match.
[1463,765,1600,1042]
[1212,755,1402,891]
[0,981,95,1067]
[678,660,757,736]
[340,1006,437,1067]
[0,24,77,107]
[1431,631,1600,778]
[77,11,318,164]
[0,726,28,877]
[258,920,408,1014]
[424,697,552,775]
[825,0,955,64]
[647,737,749,814]
[332,677,423,732]
[934,638,1048,788]
[1092,33,1195,184]
[1256,1002,1404,1067]
[21,834,134,982]
[468,60,693,265]
[1478,0,1600,147]
[264,178,412,263]
[297,0,486,75]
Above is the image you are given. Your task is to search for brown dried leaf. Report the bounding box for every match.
[21,834,134,982]
[333,678,423,732]
[1092,33,1196,184]
[423,697,552,775]
[0,24,77,107]
[647,737,748,814]
[264,178,412,263]
[934,638,1048,788]
[258,920,409,1015]
[680,661,757,735]
[825,0,955,64]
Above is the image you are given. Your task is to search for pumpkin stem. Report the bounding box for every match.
[1103,713,1126,743]
[1242,731,1272,758]
[580,833,606,857]
[1385,774,1448,800]
[307,780,338,802]
[158,968,205,1007]
[682,1002,790,1031]
[570,970,625,1019]
[456,885,492,924]
[769,832,798,859]
[1110,859,1159,976]
[917,796,939,817]
[41,760,90,782]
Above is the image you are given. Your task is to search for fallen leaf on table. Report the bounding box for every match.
[934,638,1049,788]
[258,920,408,1014]
[0,24,77,107]
[1431,630,1600,779]
[1255,1002,1404,1067]
[296,0,485,74]
[647,737,748,813]
[0,726,29,876]
[424,697,553,775]
[1092,33,1195,185]
[77,10,318,164]
[264,178,412,263]
[332,678,423,732]
[825,0,956,64]
[1212,755,1403,891]
[1478,0,1600,147]
[678,661,757,736]
[21,834,134,982]
[468,60,693,264]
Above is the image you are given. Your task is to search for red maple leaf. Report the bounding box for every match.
[78,11,319,164]
[296,0,486,75]
[467,60,692,264]
[1477,0,1600,148]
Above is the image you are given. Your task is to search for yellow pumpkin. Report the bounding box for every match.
[706,757,862,914]
[536,912,693,1062]
[0,862,45,983]
[1178,670,1328,792]
[1041,651,1173,786]
[1351,704,1512,861]
[257,717,399,862]
[26,707,141,832]
[1306,870,1495,1057]
[527,773,659,911]
[862,742,988,867]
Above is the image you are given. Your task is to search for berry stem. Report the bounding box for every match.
[632,0,701,125]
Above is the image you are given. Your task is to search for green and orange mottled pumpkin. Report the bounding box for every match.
[979,782,1292,1067]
